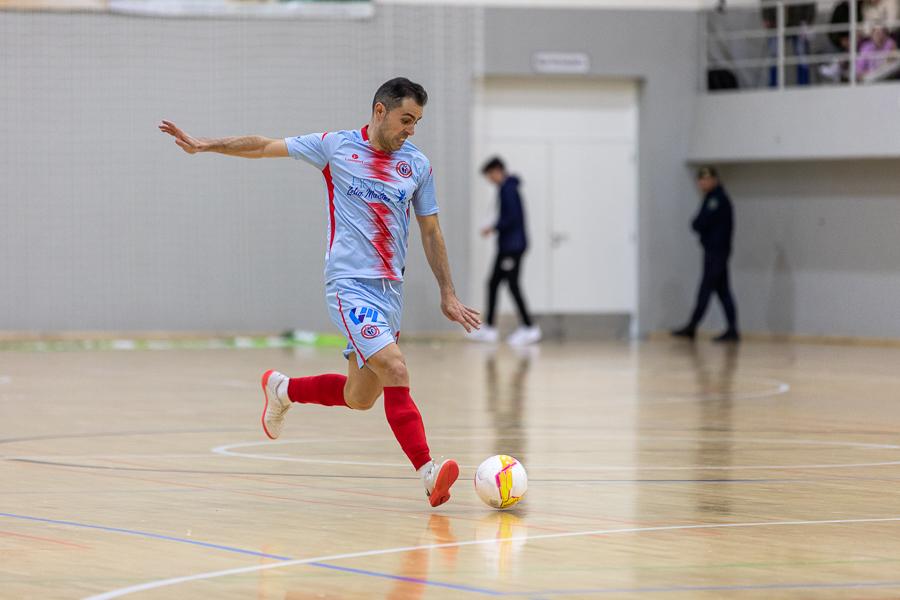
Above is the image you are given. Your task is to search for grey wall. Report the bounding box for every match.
[483,7,702,334]
[0,7,476,333]
[711,160,900,338]
[691,85,900,162]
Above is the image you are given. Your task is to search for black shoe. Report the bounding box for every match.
[713,330,740,343]
[670,326,696,340]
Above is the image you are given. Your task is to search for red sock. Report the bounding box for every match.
[287,374,348,407]
[383,386,432,470]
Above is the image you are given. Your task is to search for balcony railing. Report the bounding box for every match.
[704,0,900,91]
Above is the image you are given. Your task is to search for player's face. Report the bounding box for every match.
[373,97,423,152]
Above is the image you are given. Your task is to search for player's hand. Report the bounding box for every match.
[480,226,495,238]
[441,293,482,333]
[158,120,206,154]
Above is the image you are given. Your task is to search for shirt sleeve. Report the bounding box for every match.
[412,161,439,217]
[284,132,335,170]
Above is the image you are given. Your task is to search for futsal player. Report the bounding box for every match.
[159,77,480,507]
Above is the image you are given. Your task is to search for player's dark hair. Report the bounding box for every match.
[372,78,428,112]
[481,156,505,174]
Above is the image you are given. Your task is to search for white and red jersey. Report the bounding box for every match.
[285,125,438,283]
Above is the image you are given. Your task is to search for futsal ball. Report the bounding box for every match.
[474,455,528,509]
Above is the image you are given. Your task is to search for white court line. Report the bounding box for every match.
[83,515,900,600]
[211,435,900,471]
[3,453,220,461]
[0,376,11,385]
[657,380,791,403]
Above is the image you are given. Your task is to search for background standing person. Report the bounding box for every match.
[672,166,740,343]
[469,157,541,346]
[159,77,481,507]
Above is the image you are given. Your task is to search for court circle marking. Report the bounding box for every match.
[84,516,900,599]
[211,435,900,472]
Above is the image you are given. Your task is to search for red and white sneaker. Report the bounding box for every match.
[260,370,291,440]
[422,458,459,507]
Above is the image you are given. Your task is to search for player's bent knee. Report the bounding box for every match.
[343,382,380,411]
[381,359,409,385]
[346,392,378,411]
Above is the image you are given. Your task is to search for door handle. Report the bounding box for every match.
[551,232,569,248]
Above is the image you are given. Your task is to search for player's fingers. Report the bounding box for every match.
[460,306,480,325]
[448,309,473,332]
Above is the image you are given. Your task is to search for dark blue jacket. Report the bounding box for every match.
[495,176,528,254]
[691,185,733,256]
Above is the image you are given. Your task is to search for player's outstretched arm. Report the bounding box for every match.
[158,120,288,158]
[416,214,482,333]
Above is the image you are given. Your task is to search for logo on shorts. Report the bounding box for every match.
[349,306,382,326]
[361,324,381,339]
[396,161,412,178]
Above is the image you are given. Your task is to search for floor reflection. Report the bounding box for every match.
[283,515,458,600]
[690,343,739,516]
[474,511,528,577]
[485,346,536,460]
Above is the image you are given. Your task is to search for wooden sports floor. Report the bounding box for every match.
[4,338,900,599]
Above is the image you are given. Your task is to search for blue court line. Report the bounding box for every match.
[10,511,898,598]
[0,512,292,561]
[0,511,504,596]
[309,562,504,595]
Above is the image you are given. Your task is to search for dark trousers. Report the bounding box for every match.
[688,253,738,332]
[486,252,532,327]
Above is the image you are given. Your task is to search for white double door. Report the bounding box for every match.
[472,77,639,316]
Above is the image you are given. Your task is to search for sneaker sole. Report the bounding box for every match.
[261,369,277,440]
[428,460,459,508]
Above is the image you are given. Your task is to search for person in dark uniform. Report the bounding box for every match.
[672,166,740,342]
[468,157,540,345]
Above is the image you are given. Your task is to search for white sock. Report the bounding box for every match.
[276,379,289,403]
[417,460,434,480]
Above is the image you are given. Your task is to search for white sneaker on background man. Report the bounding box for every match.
[507,325,541,346]
[466,325,498,343]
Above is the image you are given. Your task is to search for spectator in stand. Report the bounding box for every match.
[857,22,898,78]
[761,1,817,86]
[822,0,864,81]
[863,0,899,35]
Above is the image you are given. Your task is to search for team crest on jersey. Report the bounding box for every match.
[396,161,413,178]
[361,324,381,339]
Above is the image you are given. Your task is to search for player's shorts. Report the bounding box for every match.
[326,277,403,369]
